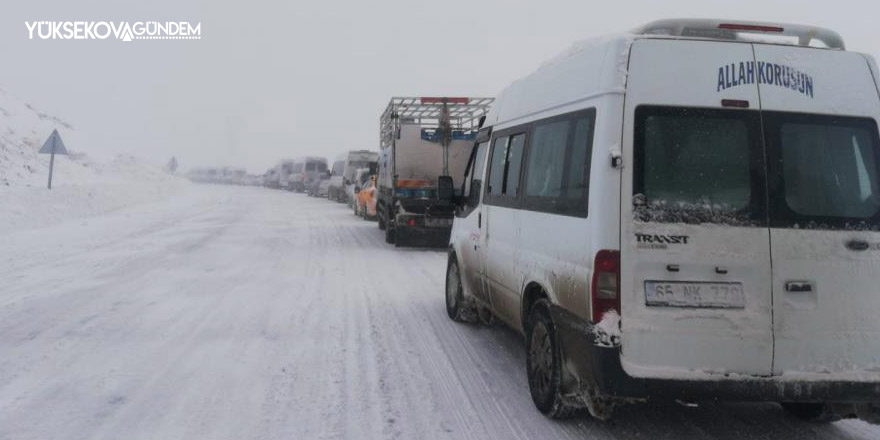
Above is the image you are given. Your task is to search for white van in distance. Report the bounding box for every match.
[444,19,880,423]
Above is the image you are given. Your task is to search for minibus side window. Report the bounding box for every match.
[466,142,489,207]
[566,115,593,202]
[488,137,508,196]
[525,120,569,198]
[485,131,527,207]
[504,134,526,197]
[520,109,595,217]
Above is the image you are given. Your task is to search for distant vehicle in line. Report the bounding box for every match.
[377,97,492,247]
[264,168,280,188]
[290,157,328,193]
[342,150,379,206]
[355,174,378,219]
[327,158,347,203]
[307,171,331,197]
[243,174,263,186]
[186,166,246,185]
[444,18,880,424]
[277,160,296,191]
[350,168,371,215]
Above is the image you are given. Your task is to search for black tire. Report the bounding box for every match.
[781,403,841,423]
[526,300,579,419]
[385,225,395,244]
[445,258,472,322]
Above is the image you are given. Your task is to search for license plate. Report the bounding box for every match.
[645,281,745,309]
[424,218,452,228]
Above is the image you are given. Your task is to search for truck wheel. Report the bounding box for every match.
[385,225,395,244]
[446,258,475,322]
[781,403,841,423]
[394,229,406,247]
[526,300,579,420]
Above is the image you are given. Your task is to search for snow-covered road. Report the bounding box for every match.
[1,184,878,440]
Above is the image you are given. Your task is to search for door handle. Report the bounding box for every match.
[785,281,813,293]
[846,239,869,252]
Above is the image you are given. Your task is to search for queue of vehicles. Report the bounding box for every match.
[190,18,880,426]
[186,167,260,186]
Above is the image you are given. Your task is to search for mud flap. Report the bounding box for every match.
[551,306,631,419]
[394,226,451,248]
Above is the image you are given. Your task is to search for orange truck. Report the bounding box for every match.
[376,97,493,247]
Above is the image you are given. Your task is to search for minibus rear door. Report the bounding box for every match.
[754,44,880,377]
[619,39,774,378]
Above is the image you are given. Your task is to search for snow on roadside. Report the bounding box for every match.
[0,87,188,235]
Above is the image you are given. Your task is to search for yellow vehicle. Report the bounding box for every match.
[355,175,378,220]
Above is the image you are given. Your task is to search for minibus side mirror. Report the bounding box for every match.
[437,175,455,201]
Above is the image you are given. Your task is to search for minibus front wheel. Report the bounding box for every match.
[445,257,476,323]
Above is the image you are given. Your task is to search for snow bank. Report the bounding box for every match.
[0,87,188,235]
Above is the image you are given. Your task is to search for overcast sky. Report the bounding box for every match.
[2,0,879,173]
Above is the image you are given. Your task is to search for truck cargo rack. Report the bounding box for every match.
[380,96,494,177]
[380,97,494,149]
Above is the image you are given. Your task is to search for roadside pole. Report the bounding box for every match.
[48,151,55,189]
[38,129,69,190]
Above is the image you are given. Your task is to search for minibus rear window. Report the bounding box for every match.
[634,106,765,225]
[764,112,880,229]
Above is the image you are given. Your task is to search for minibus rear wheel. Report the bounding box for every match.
[526,299,578,419]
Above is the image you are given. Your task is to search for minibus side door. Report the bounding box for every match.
[456,136,491,303]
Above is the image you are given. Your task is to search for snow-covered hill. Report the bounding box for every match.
[0,87,188,234]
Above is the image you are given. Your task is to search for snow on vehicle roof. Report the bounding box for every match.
[485,34,632,128]
[487,19,852,129]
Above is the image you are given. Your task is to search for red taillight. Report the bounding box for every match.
[721,99,750,108]
[718,23,784,33]
[420,97,470,104]
[591,250,620,323]
[407,218,417,227]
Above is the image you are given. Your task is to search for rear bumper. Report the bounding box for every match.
[551,306,880,403]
